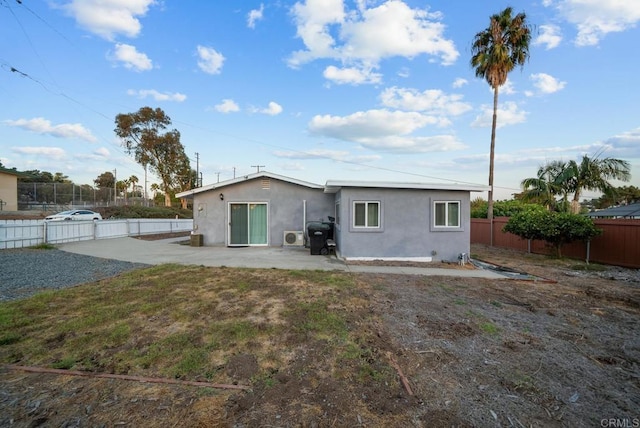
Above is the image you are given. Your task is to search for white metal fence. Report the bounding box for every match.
[0,219,194,249]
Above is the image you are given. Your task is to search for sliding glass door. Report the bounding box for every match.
[229,203,268,246]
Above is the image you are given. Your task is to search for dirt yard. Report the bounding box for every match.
[1,244,638,427]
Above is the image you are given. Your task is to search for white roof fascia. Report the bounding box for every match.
[176,171,324,198]
[323,180,490,194]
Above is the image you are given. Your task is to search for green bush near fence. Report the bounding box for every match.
[100,206,192,219]
[503,210,601,258]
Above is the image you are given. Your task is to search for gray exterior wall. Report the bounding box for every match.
[192,176,334,246]
[334,188,471,262]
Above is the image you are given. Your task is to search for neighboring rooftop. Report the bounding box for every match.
[585,203,640,219]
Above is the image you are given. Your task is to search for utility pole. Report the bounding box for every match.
[113,168,117,206]
[216,172,220,183]
[251,165,265,173]
[233,167,236,179]
[144,164,148,207]
[195,152,200,188]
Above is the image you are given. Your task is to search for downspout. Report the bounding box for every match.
[303,200,307,231]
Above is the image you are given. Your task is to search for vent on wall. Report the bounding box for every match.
[283,230,304,246]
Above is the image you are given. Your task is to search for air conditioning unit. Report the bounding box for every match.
[283,230,304,246]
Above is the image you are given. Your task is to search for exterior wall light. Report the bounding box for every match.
[219,193,224,200]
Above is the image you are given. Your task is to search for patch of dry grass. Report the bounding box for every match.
[0,264,386,388]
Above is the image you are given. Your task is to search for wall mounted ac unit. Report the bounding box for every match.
[283,230,304,246]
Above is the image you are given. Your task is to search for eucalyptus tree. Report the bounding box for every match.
[115,107,191,207]
[471,7,532,232]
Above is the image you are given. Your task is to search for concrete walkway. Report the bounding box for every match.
[57,237,508,279]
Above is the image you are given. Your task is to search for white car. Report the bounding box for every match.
[45,210,103,221]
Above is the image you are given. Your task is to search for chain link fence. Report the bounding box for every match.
[17,183,152,211]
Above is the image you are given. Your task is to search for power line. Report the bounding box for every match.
[173,118,492,188]
[3,0,61,91]
[0,1,496,192]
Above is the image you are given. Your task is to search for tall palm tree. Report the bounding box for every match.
[560,154,631,214]
[520,160,567,211]
[471,7,531,241]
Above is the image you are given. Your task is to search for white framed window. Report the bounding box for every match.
[434,201,460,228]
[335,201,340,226]
[353,201,380,228]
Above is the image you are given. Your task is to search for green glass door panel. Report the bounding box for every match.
[230,203,248,245]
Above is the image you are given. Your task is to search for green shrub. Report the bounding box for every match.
[99,206,192,219]
[471,199,544,218]
[503,211,601,257]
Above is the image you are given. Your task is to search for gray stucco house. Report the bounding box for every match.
[176,171,488,262]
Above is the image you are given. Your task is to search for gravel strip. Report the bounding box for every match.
[0,248,149,302]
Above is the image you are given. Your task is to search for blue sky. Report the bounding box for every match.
[1,0,639,200]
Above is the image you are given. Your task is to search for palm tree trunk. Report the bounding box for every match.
[571,192,581,214]
[488,86,499,245]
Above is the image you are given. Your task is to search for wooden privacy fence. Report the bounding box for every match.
[471,218,640,269]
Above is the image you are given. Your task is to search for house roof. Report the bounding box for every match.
[323,180,490,194]
[175,171,324,198]
[177,172,490,199]
[585,203,640,218]
[0,167,21,177]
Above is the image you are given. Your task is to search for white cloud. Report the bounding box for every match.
[94,147,110,157]
[280,162,306,171]
[290,0,345,65]
[61,0,155,40]
[214,99,240,113]
[480,78,515,95]
[247,3,265,28]
[339,2,458,63]
[545,0,640,46]
[308,109,466,153]
[380,87,471,116]
[289,0,458,83]
[533,24,562,49]
[501,80,516,95]
[397,67,410,78]
[311,109,433,137]
[471,102,527,129]
[254,102,283,116]
[12,146,67,160]
[197,45,225,74]
[323,65,381,85]
[127,89,187,102]
[452,78,467,88]
[4,117,97,142]
[274,149,383,163]
[274,149,351,161]
[529,73,566,94]
[603,128,640,158]
[111,43,153,71]
[75,147,111,161]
